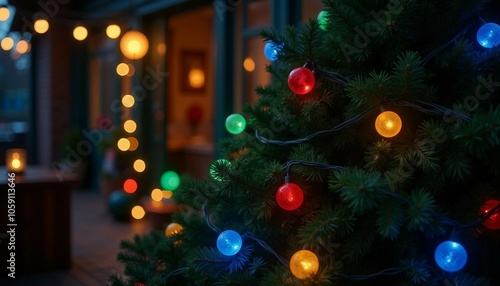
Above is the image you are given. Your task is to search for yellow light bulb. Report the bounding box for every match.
[151,188,163,202]
[165,223,183,237]
[131,205,146,219]
[375,111,402,138]
[134,159,146,173]
[34,19,50,34]
[119,31,149,60]
[127,137,139,151]
[188,68,205,88]
[163,190,173,199]
[289,250,319,280]
[73,26,88,41]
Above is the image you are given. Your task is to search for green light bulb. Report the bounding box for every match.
[317,10,329,31]
[225,114,246,135]
[160,171,180,191]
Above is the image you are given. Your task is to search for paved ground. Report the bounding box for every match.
[0,190,153,286]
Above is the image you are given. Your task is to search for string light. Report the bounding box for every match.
[120,30,149,60]
[117,138,130,151]
[289,250,319,279]
[0,6,10,21]
[127,137,139,151]
[317,10,329,30]
[216,230,242,256]
[131,205,146,219]
[225,114,246,135]
[34,19,49,34]
[15,40,29,54]
[243,57,255,72]
[133,159,146,173]
[123,119,137,133]
[374,111,402,138]
[160,171,180,191]
[123,179,138,194]
[122,94,135,108]
[106,24,121,39]
[165,223,183,237]
[116,63,130,76]
[276,183,304,211]
[288,67,315,95]
[434,241,467,272]
[480,199,500,230]
[477,22,500,48]
[1,37,14,51]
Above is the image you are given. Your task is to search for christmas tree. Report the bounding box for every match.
[110,0,500,285]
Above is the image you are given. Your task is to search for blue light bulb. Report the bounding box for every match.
[434,241,467,272]
[477,23,500,48]
[216,230,242,256]
[264,41,281,61]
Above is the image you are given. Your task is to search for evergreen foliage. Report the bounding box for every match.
[111,0,500,285]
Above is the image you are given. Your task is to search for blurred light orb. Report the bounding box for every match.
[131,205,146,219]
[34,19,49,34]
[160,171,180,191]
[120,30,149,60]
[106,24,121,39]
[73,26,88,41]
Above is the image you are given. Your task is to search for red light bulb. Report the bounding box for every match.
[287,67,315,95]
[276,183,304,210]
[480,199,500,230]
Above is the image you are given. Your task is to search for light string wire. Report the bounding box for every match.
[255,97,471,146]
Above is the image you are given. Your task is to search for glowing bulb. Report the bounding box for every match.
[131,205,146,219]
[116,63,130,76]
[375,111,402,138]
[480,199,500,230]
[151,188,163,202]
[0,7,10,21]
[289,250,319,279]
[123,179,138,194]
[160,171,180,191]
[477,23,500,49]
[216,230,242,256]
[117,138,130,151]
[1,37,14,51]
[122,94,135,108]
[120,31,149,60]
[133,159,146,173]
[34,19,49,34]
[225,114,246,135]
[163,190,173,199]
[243,57,255,72]
[434,241,467,272]
[106,24,121,39]
[11,159,21,169]
[288,67,315,95]
[188,68,205,88]
[123,120,137,133]
[73,26,88,41]
[317,10,329,30]
[276,183,304,211]
[165,223,183,237]
[16,40,29,54]
[127,137,139,151]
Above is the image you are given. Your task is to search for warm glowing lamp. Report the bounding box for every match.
[73,26,88,41]
[188,68,205,88]
[6,149,26,174]
[375,111,402,138]
[106,24,121,39]
[123,178,138,194]
[131,205,146,219]
[165,222,183,237]
[16,40,29,54]
[117,138,130,151]
[134,159,146,173]
[34,19,49,34]
[289,250,319,279]
[151,188,163,202]
[243,57,255,72]
[116,63,130,76]
[120,30,149,60]
[123,120,137,133]
[1,37,14,51]
[122,94,135,108]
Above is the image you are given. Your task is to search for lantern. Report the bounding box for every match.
[6,149,26,174]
